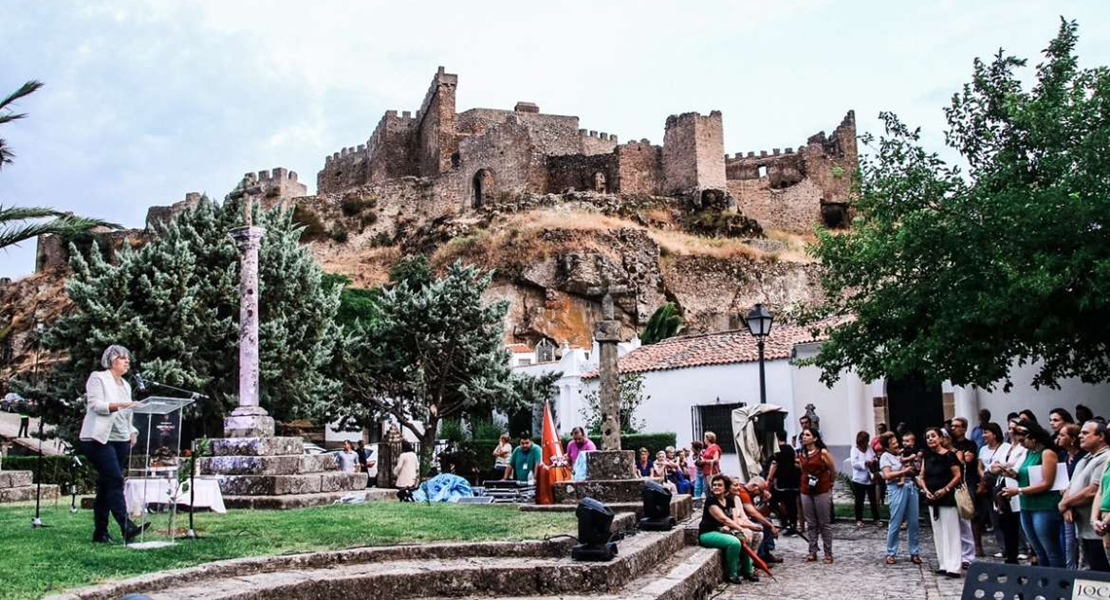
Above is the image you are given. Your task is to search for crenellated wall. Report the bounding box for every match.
[724,111,857,232]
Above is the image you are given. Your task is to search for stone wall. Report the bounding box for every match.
[724,111,857,232]
[418,66,458,177]
[145,192,203,231]
[578,129,618,155]
[616,141,664,195]
[545,153,618,194]
[662,111,726,195]
[318,144,370,193]
[367,111,420,184]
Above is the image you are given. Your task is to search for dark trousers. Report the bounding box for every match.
[1082,538,1110,572]
[999,510,1022,564]
[773,488,799,529]
[81,440,131,538]
[852,481,879,522]
[18,416,29,437]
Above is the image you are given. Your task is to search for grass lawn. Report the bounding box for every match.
[0,500,575,600]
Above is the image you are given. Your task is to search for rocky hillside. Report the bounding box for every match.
[1,188,825,385]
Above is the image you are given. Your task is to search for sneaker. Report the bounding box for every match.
[1018,553,1029,560]
[764,553,784,564]
[993,552,1003,559]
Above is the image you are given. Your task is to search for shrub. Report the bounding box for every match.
[360,211,378,229]
[330,228,349,243]
[681,210,763,238]
[371,232,392,248]
[340,194,377,217]
[292,205,328,241]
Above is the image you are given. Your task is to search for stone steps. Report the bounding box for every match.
[0,483,60,503]
[221,487,396,510]
[0,469,60,504]
[521,494,692,522]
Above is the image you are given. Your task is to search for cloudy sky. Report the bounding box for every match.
[2,0,1108,279]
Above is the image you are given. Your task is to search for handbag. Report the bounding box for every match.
[954,483,975,520]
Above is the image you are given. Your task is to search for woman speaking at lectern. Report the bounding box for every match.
[79,344,148,544]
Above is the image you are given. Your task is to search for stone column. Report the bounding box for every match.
[595,293,623,451]
[225,225,273,438]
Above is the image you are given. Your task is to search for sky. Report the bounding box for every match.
[2,0,1108,279]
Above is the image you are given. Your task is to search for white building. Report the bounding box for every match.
[510,338,641,435]
[576,328,1110,476]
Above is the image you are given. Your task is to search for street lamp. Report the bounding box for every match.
[745,304,774,404]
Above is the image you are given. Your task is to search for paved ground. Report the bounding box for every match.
[714,520,995,600]
[0,411,67,456]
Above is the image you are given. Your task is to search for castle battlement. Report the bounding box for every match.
[579,129,616,142]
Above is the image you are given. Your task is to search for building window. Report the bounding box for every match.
[518,358,532,366]
[691,402,745,454]
[757,166,768,179]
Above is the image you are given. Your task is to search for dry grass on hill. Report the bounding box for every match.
[431,208,813,268]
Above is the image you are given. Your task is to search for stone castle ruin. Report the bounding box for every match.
[314,67,856,233]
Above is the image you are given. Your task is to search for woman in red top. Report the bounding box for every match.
[702,431,723,478]
[799,427,837,563]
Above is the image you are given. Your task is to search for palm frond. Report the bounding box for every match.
[0,213,122,250]
[0,80,44,119]
[0,205,67,222]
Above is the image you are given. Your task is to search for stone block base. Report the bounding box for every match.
[207,437,302,457]
[216,472,367,496]
[222,488,397,510]
[222,414,275,438]
[0,470,33,488]
[198,454,335,476]
[552,477,654,504]
[585,450,635,480]
[522,493,692,522]
[0,484,60,503]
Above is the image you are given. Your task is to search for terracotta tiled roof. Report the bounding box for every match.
[506,343,534,354]
[581,323,833,379]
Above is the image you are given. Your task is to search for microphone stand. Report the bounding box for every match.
[135,376,208,540]
[69,453,81,514]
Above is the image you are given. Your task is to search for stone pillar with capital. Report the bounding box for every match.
[595,293,624,452]
[224,225,274,438]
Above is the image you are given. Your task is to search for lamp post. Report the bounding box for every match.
[745,304,774,404]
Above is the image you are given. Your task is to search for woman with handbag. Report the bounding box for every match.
[799,427,836,563]
[977,423,1011,559]
[999,419,1065,568]
[918,427,963,578]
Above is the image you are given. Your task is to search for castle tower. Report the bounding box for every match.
[418,66,459,177]
[662,111,726,196]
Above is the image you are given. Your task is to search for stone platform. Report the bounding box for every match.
[0,469,59,504]
[527,493,693,522]
[48,510,725,600]
[197,436,366,509]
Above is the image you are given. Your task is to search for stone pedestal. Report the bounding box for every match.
[0,469,59,504]
[554,449,648,504]
[198,436,370,509]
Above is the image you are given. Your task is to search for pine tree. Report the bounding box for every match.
[42,197,340,441]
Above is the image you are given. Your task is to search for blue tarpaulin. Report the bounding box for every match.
[412,473,474,503]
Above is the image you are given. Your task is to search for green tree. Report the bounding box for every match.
[41,197,340,441]
[805,19,1110,391]
[580,373,649,434]
[328,262,523,467]
[641,302,685,345]
[0,81,118,249]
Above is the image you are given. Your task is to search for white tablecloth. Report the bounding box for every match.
[125,477,226,515]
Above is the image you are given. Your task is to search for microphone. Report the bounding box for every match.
[132,373,148,393]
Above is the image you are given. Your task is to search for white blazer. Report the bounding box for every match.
[79,371,132,444]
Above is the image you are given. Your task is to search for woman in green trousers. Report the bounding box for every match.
[698,474,759,584]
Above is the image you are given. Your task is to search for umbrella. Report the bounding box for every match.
[536,401,571,505]
[743,542,776,581]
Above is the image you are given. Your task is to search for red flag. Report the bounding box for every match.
[536,401,571,504]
